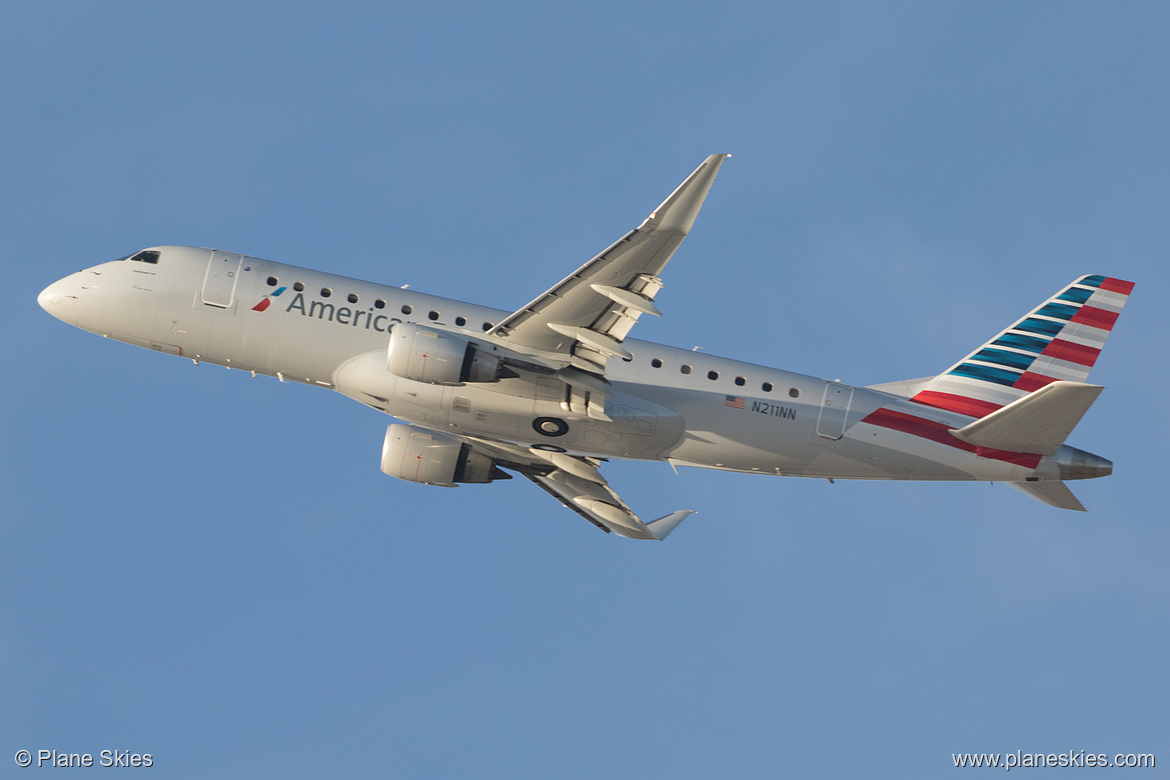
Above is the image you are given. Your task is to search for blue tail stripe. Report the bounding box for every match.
[973,348,1037,371]
[1056,287,1093,304]
[949,363,1021,386]
[1014,317,1064,337]
[992,332,1050,353]
[1036,302,1079,321]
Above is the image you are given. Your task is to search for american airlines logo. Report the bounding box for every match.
[254,290,403,334]
[251,286,287,311]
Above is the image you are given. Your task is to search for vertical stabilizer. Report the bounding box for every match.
[911,276,1134,418]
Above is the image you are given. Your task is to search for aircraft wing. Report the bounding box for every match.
[488,154,728,375]
[465,436,693,540]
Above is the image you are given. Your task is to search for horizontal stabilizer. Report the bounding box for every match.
[1006,481,1087,511]
[949,380,1103,455]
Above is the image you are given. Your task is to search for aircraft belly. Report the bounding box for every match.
[639,384,825,474]
[330,353,684,459]
[446,385,681,460]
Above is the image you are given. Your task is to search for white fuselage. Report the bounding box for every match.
[38,246,1090,485]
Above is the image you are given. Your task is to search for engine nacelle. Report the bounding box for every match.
[380,424,508,486]
[386,323,503,385]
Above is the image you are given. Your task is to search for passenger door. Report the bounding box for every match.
[201,251,242,308]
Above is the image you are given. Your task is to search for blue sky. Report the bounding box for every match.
[2,2,1167,776]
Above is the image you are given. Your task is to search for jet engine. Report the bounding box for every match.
[386,323,504,385]
[380,424,510,486]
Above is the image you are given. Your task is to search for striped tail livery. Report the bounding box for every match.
[905,275,1134,510]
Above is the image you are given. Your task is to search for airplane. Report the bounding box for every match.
[38,154,1133,540]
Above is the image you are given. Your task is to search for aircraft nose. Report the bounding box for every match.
[39,266,118,333]
[38,271,95,326]
[38,277,71,317]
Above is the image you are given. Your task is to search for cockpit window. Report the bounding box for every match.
[129,250,160,264]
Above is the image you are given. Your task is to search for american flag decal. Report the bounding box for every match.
[724,395,745,409]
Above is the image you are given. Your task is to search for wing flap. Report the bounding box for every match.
[457,436,693,540]
[527,469,694,540]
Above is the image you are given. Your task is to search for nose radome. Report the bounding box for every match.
[38,279,68,314]
[38,273,89,324]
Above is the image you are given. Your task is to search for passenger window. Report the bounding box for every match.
[401,305,413,315]
[681,365,692,375]
[374,299,385,309]
[482,322,494,331]
[266,276,278,286]
[294,282,304,292]
[321,288,332,298]
[428,311,440,321]
[347,293,359,304]
[789,388,800,398]
[762,382,773,392]
[455,316,467,327]
[734,376,746,386]
[651,358,663,368]
[707,370,719,380]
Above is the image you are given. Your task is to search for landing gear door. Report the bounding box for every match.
[201,251,242,308]
[816,381,854,440]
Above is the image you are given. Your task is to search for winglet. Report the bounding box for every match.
[644,154,729,235]
[645,510,695,540]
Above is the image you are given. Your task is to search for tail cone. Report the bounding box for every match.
[1056,445,1112,480]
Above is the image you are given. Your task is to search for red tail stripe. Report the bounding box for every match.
[1070,305,1119,330]
[1013,372,1059,392]
[1041,338,1101,367]
[861,408,1041,469]
[1100,277,1135,295]
[910,391,1004,418]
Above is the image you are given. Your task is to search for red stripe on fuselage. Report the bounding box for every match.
[861,408,1042,469]
[910,391,1003,418]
